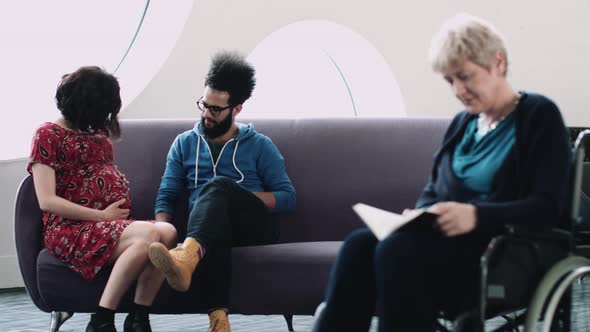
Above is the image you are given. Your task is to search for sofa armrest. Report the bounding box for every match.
[14,175,48,311]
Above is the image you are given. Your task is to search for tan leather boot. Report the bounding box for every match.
[148,237,201,292]
[208,310,231,332]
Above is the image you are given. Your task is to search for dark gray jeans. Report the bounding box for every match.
[186,176,279,310]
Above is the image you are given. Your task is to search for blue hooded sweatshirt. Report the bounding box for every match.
[155,121,296,216]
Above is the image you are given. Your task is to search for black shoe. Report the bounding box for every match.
[86,320,117,332]
[124,312,152,332]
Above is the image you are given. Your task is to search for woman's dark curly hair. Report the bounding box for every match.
[205,51,256,105]
[55,66,122,138]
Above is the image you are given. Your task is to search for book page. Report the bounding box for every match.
[352,203,437,240]
[352,203,407,240]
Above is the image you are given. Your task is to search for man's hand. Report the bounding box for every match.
[155,212,173,222]
[253,192,276,210]
[428,202,477,237]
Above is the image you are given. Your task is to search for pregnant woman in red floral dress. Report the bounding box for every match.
[28,66,177,332]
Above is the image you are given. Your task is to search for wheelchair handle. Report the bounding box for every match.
[571,130,590,227]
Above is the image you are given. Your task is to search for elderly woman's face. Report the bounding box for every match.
[441,59,504,114]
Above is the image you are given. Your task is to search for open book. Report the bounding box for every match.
[352,203,438,240]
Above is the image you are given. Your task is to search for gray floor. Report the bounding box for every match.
[0,288,320,332]
[1,282,589,332]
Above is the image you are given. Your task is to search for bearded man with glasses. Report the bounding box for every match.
[149,51,296,332]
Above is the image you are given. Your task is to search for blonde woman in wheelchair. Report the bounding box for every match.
[313,13,572,332]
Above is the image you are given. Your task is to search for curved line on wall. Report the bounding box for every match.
[323,50,358,117]
[114,0,150,73]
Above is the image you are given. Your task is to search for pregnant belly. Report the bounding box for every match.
[64,166,132,210]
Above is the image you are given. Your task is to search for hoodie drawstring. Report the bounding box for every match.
[195,135,200,187]
[232,141,244,183]
[195,135,245,188]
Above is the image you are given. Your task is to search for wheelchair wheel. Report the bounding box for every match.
[524,256,590,332]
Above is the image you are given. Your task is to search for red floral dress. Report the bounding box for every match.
[27,122,137,280]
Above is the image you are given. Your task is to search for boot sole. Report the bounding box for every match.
[148,243,189,292]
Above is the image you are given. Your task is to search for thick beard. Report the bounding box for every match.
[202,111,233,139]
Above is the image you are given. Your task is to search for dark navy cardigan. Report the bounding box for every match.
[415,92,572,235]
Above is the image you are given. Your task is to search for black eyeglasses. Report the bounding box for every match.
[196,97,234,116]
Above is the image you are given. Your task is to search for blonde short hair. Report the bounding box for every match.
[429,13,508,75]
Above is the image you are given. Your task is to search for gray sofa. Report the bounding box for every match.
[14,117,449,330]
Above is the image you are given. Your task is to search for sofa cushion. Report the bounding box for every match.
[37,241,342,314]
[229,241,342,314]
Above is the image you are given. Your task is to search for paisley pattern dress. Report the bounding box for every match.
[27,122,136,280]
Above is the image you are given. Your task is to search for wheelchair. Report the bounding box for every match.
[439,129,590,332]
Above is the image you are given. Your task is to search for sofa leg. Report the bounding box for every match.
[283,314,294,331]
[49,311,74,332]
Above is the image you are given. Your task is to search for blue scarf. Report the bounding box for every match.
[452,112,516,194]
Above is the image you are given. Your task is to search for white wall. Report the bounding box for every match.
[0,159,27,288]
[2,0,589,288]
[124,0,590,126]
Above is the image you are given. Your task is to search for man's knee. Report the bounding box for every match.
[209,176,236,187]
[201,176,238,193]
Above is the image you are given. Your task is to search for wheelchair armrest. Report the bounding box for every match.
[483,226,572,272]
[504,225,573,249]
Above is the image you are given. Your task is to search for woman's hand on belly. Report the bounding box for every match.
[100,198,130,221]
